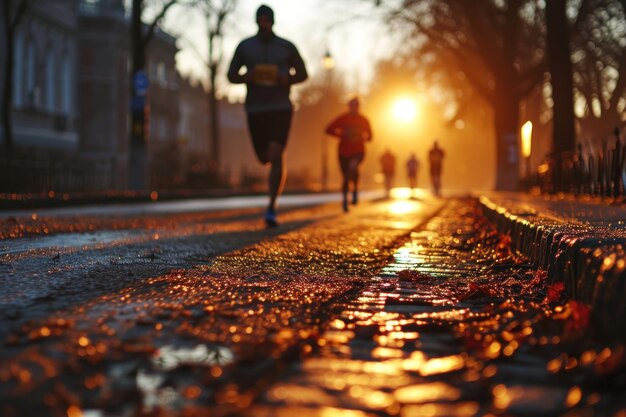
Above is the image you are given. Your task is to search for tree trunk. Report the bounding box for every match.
[546,0,576,190]
[491,45,521,192]
[207,21,221,179]
[128,0,148,190]
[493,84,521,191]
[1,2,15,156]
[208,70,220,169]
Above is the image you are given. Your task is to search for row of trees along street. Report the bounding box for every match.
[374,0,626,190]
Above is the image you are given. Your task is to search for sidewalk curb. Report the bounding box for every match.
[477,195,626,342]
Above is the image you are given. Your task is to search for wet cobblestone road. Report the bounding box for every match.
[0,196,625,417]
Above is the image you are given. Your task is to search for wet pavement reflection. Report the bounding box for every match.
[0,196,625,416]
[248,199,626,417]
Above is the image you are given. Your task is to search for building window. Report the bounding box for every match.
[149,60,157,80]
[46,50,56,112]
[61,53,72,114]
[26,41,37,107]
[156,61,166,83]
[13,31,24,107]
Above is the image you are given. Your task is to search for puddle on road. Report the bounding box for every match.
[152,344,235,370]
[134,345,235,412]
[0,230,140,255]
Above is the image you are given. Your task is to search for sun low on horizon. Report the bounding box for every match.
[391,97,419,123]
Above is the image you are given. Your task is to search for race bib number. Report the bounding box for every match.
[254,64,278,86]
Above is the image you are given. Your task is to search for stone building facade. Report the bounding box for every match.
[77,0,128,189]
[1,0,185,192]
[1,0,80,152]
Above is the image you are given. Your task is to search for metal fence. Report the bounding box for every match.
[0,156,113,193]
[536,126,626,198]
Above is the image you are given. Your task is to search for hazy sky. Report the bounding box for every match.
[162,0,402,99]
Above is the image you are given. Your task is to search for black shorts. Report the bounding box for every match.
[339,153,364,176]
[247,109,293,163]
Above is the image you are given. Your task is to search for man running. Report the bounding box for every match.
[227,4,308,227]
[325,97,372,212]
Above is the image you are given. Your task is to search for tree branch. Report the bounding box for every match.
[142,0,179,48]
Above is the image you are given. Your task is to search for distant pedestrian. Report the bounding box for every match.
[325,97,372,212]
[406,153,419,189]
[227,4,308,227]
[428,140,445,196]
[380,149,396,197]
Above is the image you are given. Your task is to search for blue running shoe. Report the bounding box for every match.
[265,209,278,227]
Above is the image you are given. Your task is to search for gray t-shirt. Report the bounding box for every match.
[227,33,308,114]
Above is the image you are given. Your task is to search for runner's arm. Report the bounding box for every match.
[287,44,308,85]
[325,117,343,138]
[227,44,248,84]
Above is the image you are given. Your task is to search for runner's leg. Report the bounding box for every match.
[267,141,285,213]
[350,158,360,205]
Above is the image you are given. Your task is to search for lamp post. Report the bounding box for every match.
[521,121,533,189]
[321,49,335,191]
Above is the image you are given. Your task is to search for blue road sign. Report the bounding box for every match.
[133,70,149,96]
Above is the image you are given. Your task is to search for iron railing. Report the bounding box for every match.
[536,126,626,198]
[0,156,114,193]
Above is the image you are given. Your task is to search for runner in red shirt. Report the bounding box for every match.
[325,97,372,212]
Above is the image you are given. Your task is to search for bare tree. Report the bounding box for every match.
[378,0,546,190]
[129,0,181,189]
[572,0,626,140]
[192,0,237,171]
[543,0,585,191]
[0,0,30,156]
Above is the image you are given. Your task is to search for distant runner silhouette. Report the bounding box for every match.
[428,140,445,196]
[406,153,419,189]
[380,149,396,197]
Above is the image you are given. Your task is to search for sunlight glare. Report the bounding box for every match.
[389,200,418,215]
[392,97,418,122]
[390,187,413,199]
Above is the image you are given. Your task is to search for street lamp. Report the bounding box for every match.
[321,50,335,191]
[323,50,335,71]
[521,120,533,188]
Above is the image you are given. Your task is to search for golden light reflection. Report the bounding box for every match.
[388,200,419,215]
[348,386,396,410]
[394,382,461,403]
[322,331,355,344]
[565,386,582,408]
[388,331,419,340]
[67,405,83,417]
[363,361,404,376]
[372,347,405,359]
[308,371,412,391]
[420,355,465,376]
[401,402,479,417]
[492,384,511,410]
[401,353,466,376]
[268,383,339,406]
[319,407,374,417]
[390,187,413,199]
